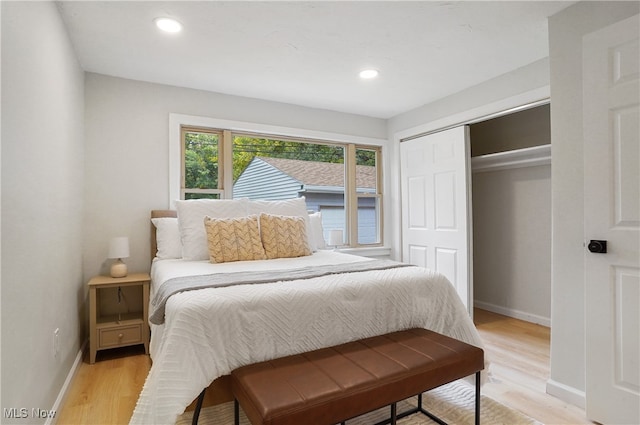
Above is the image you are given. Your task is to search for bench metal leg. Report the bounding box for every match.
[390,402,397,425]
[475,371,481,425]
[370,372,481,425]
[342,372,483,425]
[234,399,240,425]
[191,389,206,425]
[421,407,448,425]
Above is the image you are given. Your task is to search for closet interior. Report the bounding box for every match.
[469,104,551,326]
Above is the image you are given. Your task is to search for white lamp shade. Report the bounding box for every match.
[328,229,343,247]
[108,237,130,259]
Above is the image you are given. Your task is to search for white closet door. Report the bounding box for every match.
[400,126,473,312]
[584,14,640,425]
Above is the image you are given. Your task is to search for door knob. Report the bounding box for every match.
[588,240,607,253]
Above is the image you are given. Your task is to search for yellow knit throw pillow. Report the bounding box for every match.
[204,215,266,263]
[259,213,312,259]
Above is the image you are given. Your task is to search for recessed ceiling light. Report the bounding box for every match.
[155,17,183,33]
[359,69,379,79]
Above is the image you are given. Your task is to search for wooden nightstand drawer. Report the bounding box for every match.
[99,324,143,348]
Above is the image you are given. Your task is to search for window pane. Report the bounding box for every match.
[356,148,377,194]
[184,131,219,190]
[232,136,345,213]
[357,196,380,244]
[319,206,346,246]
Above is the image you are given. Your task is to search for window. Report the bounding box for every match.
[181,127,222,199]
[355,148,382,244]
[174,119,383,248]
[232,134,349,243]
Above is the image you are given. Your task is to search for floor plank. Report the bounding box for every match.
[56,309,593,424]
[474,309,592,425]
[57,345,151,425]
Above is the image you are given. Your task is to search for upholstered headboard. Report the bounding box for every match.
[150,210,177,263]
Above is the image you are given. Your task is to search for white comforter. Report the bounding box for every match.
[130,251,484,425]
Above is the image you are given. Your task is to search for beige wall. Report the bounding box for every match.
[387,58,551,137]
[472,165,551,324]
[1,2,85,421]
[547,1,640,407]
[83,74,387,279]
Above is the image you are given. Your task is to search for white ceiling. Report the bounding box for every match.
[57,1,574,119]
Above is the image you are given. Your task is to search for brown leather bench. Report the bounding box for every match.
[210,328,484,425]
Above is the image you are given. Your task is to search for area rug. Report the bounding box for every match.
[176,380,540,425]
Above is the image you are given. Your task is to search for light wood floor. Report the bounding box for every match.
[473,309,592,425]
[56,309,593,424]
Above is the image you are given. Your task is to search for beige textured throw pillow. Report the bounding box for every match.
[204,215,266,263]
[259,213,312,259]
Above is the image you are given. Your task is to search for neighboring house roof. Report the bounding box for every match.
[256,156,376,189]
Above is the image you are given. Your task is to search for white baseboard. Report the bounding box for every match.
[474,300,551,327]
[47,340,87,425]
[546,379,586,410]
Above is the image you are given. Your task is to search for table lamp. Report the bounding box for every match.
[108,237,130,278]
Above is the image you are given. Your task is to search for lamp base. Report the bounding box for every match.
[110,259,128,278]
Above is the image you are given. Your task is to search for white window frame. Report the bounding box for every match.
[169,113,389,252]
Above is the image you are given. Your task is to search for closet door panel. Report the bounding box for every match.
[408,245,429,268]
[434,171,457,230]
[407,176,428,228]
[400,126,472,312]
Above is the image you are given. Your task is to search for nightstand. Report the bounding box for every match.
[88,273,150,364]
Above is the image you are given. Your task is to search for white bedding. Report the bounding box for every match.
[130,251,484,425]
[149,251,370,300]
[147,251,372,357]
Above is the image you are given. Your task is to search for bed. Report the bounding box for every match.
[129,199,485,425]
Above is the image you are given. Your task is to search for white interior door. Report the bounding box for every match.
[584,14,640,425]
[400,126,473,312]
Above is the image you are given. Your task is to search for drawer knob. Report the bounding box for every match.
[118,333,123,339]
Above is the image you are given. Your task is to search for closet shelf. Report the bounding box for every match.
[471,144,551,173]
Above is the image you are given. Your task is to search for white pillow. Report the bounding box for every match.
[151,217,182,259]
[175,198,249,260]
[309,212,326,250]
[248,197,314,249]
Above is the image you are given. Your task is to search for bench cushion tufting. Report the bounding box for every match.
[230,328,484,425]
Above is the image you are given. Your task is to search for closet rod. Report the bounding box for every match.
[400,98,550,142]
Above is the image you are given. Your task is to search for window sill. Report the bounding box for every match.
[335,246,392,259]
